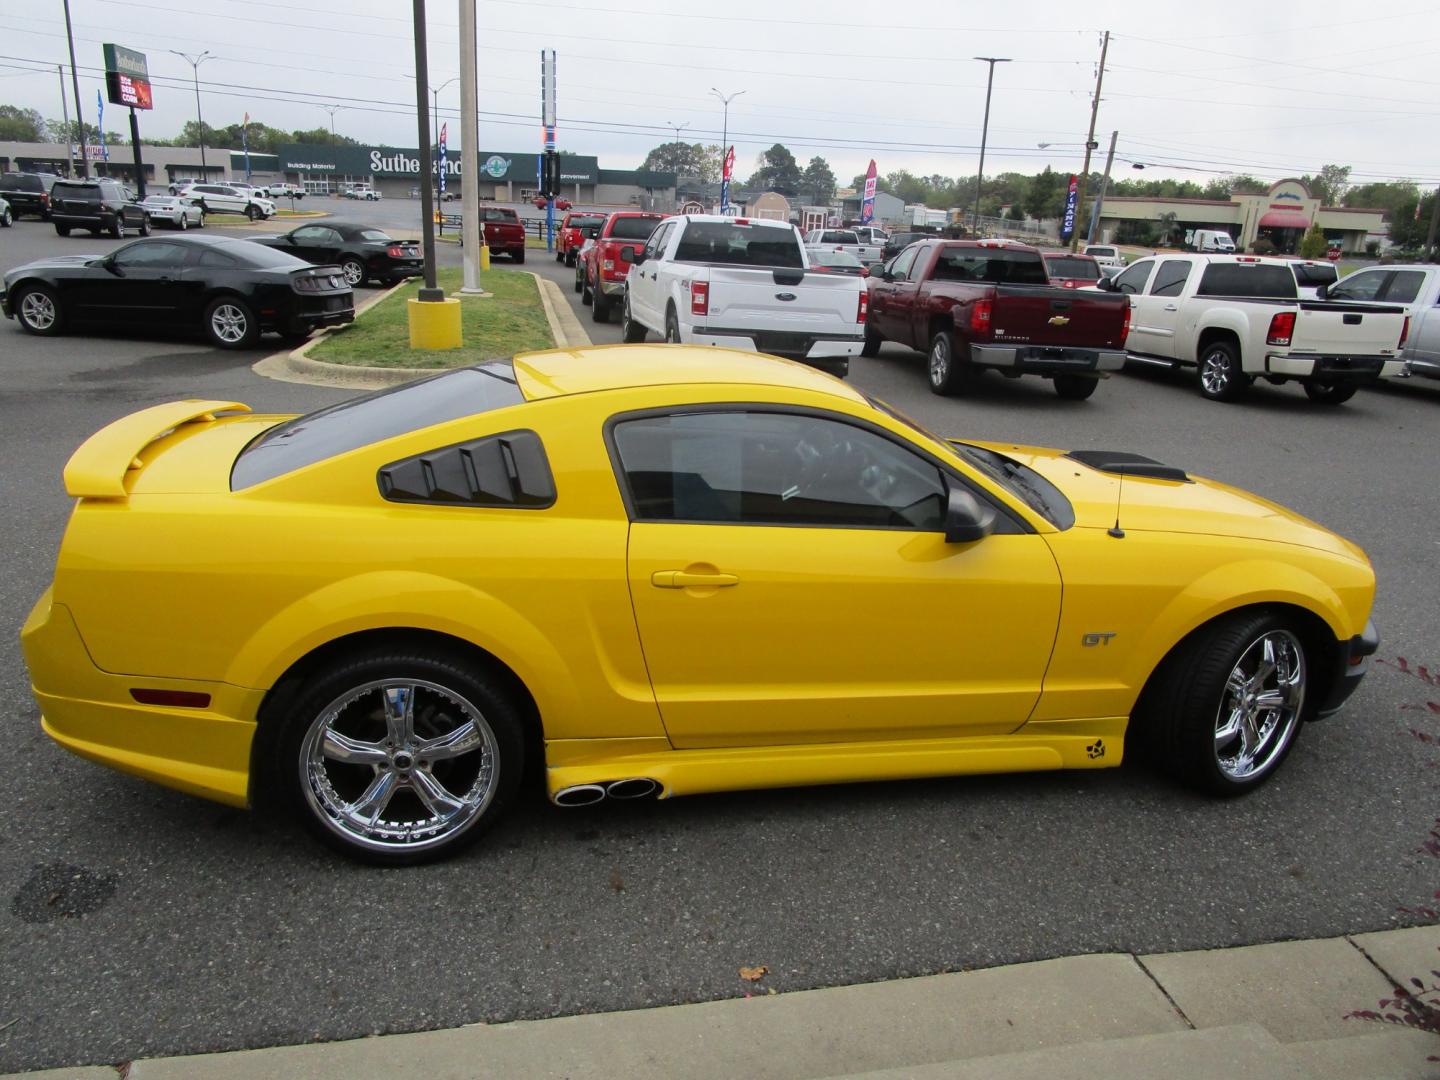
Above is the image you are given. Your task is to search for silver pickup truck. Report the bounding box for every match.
[804,228,885,266]
[1322,263,1439,381]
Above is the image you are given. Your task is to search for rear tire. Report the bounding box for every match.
[178,214,189,231]
[581,274,593,305]
[0,205,11,227]
[513,249,526,264]
[665,306,682,344]
[109,218,124,239]
[138,216,151,237]
[861,323,882,358]
[340,258,367,288]
[204,296,261,350]
[1303,380,1357,405]
[1197,340,1248,402]
[592,289,611,323]
[1054,374,1099,400]
[927,329,979,396]
[621,295,647,343]
[55,224,71,237]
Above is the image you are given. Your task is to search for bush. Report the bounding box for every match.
[1250,238,1277,256]
[1299,225,1329,259]
[1365,241,1380,257]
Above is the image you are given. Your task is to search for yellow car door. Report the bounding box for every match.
[612,408,1062,749]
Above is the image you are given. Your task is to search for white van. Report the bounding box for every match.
[1189,229,1236,253]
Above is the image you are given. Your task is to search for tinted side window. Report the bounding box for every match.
[1328,271,1385,302]
[1149,260,1193,297]
[1113,260,1154,295]
[612,411,946,530]
[197,249,238,267]
[1196,264,1296,299]
[114,242,189,269]
[887,245,920,280]
[1384,271,1426,304]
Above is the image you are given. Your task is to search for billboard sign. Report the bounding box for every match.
[103,43,152,110]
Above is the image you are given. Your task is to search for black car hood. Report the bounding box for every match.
[5,254,104,276]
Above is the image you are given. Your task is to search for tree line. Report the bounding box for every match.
[0,104,360,153]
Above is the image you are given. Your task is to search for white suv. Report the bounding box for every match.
[176,182,275,220]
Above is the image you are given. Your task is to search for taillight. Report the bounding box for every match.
[1120,301,1132,346]
[970,298,993,336]
[387,245,404,257]
[1266,311,1297,347]
[857,289,868,323]
[1399,316,1410,350]
[691,281,709,317]
[40,193,50,207]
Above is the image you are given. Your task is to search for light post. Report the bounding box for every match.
[319,104,343,141]
[710,88,744,210]
[169,50,213,178]
[667,120,689,173]
[430,77,459,159]
[971,56,1010,236]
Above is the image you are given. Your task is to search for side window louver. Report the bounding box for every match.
[377,430,555,508]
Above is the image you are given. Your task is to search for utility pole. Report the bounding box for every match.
[459,0,484,291]
[61,0,88,177]
[56,66,75,178]
[412,0,442,301]
[1071,29,1109,252]
[1426,183,1440,263]
[170,51,213,178]
[1086,130,1118,246]
[971,57,1010,236]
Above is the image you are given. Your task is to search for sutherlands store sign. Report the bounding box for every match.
[278,144,598,183]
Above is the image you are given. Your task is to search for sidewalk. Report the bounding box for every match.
[9,926,1436,1080]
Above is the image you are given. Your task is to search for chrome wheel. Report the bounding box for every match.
[19,290,57,331]
[299,679,500,855]
[929,334,950,385]
[1200,351,1232,396]
[178,214,188,231]
[210,303,248,344]
[1213,630,1305,782]
[341,260,364,287]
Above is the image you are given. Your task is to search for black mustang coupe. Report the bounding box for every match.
[250,222,423,287]
[1,235,355,349]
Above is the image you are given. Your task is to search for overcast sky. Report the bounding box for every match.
[3,0,1438,191]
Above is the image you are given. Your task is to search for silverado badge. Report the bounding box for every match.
[1048,315,1071,327]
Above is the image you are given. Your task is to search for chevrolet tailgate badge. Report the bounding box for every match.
[1048,315,1071,326]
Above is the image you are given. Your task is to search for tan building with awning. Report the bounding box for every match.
[1094,179,1386,254]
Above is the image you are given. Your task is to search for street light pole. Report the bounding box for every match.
[710,88,744,210]
[971,57,1010,236]
[430,77,459,167]
[667,120,689,173]
[319,104,342,141]
[170,50,213,178]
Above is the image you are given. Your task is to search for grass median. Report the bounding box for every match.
[307,268,555,369]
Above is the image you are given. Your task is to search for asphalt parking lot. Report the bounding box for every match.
[2,216,1438,1072]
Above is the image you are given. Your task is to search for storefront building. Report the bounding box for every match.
[1093,179,1387,254]
[0,141,229,187]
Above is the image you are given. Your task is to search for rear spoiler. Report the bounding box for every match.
[64,399,251,498]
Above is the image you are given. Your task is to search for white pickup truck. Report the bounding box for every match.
[622,215,867,376]
[1101,253,1408,404]
[804,228,886,265]
[1322,263,1438,381]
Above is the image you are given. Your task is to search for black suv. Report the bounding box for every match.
[50,179,150,239]
[0,172,61,220]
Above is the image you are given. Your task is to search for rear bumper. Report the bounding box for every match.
[21,589,260,807]
[1264,353,1405,381]
[690,325,863,360]
[1315,618,1379,720]
[970,344,1127,374]
[600,278,629,297]
[281,306,355,333]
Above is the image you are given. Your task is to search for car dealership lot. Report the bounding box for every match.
[1,234,1437,1071]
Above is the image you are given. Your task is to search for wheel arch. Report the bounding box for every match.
[1194,323,1243,365]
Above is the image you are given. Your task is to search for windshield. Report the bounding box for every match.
[608,216,663,240]
[674,221,804,268]
[1045,257,1101,280]
[230,242,309,269]
[53,185,101,202]
[232,362,525,488]
[568,215,605,229]
[1292,264,1338,287]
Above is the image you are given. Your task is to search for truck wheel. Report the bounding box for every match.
[927,329,979,396]
[1302,380,1357,405]
[1054,374,1099,400]
[621,296,647,343]
[861,324,882,358]
[1198,340,1248,402]
[592,290,611,323]
[555,249,564,263]
[665,306,682,344]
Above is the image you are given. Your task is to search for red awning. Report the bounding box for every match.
[1258,210,1311,229]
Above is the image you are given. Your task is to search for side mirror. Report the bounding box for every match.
[1314,283,1329,301]
[102,256,122,276]
[1096,275,1117,292]
[943,483,996,544]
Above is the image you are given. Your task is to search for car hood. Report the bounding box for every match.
[7,254,105,275]
[961,440,1368,562]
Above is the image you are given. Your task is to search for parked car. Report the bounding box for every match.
[880,231,930,261]
[266,182,306,200]
[849,225,891,248]
[0,171,61,220]
[20,347,1380,863]
[1323,264,1439,381]
[804,228,885,265]
[1042,252,1104,289]
[1288,259,1339,300]
[177,183,276,220]
[581,211,667,321]
[139,194,204,231]
[867,239,1130,399]
[623,215,865,375]
[341,186,381,201]
[0,195,11,228]
[1084,245,1127,274]
[534,196,573,211]
[555,211,606,267]
[574,234,599,296]
[252,222,423,287]
[49,179,150,239]
[808,249,869,277]
[1103,254,1407,404]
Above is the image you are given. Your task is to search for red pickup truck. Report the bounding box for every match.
[453,207,527,263]
[866,239,1131,399]
[556,211,607,267]
[580,211,667,323]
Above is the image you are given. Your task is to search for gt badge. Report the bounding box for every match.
[1086,739,1106,759]
[1048,315,1071,327]
[1081,632,1116,647]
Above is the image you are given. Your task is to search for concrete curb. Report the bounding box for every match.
[531,271,591,349]
[6,927,1434,1079]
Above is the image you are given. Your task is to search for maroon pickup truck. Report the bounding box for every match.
[865,239,1131,399]
[452,207,527,263]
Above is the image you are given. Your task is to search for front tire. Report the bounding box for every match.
[0,205,11,227]
[1136,611,1310,796]
[246,205,261,221]
[621,295,647,343]
[1198,340,1248,402]
[178,214,188,231]
[109,218,124,239]
[138,215,151,237]
[263,649,526,865]
[1303,380,1357,405]
[340,258,367,288]
[55,223,71,237]
[665,305,682,344]
[1053,374,1099,400]
[927,329,978,396]
[15,285,64,336]
[592,288,611,323]
[204,296,260,349]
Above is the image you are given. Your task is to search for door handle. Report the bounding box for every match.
[651,570,739,589]
[1163,304,1178,311]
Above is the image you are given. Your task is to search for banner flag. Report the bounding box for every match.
[861,159,877,224]
[96,91,109,161]
[438,122,448,196]
[720,144,735,212]
[1061,174,1079,239]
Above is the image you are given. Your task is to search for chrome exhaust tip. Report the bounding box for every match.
[606,777,659,800]
[553,783,607,807]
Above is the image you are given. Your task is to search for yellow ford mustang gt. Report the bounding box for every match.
[22,346,1378,864]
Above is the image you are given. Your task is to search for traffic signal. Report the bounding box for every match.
[541,151,560,198]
